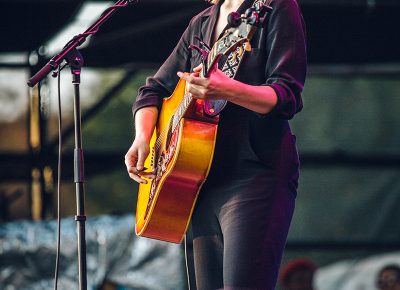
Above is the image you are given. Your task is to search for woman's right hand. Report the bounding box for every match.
[125,137,155,184]
[125,106,158,184]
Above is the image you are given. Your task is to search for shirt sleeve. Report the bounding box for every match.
[132,18,194,117]
[264,0,307,120]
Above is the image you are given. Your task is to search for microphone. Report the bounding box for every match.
[27,61,57,88]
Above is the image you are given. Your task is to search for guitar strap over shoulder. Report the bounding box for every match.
[220,0,273,78]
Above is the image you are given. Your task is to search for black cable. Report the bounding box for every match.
[184,234,192,290]
[51,3,132,287]
[54,66,63,290]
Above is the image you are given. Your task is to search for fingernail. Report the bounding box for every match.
[177,72,182,77]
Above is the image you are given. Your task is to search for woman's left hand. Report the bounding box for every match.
[177,64,233,101]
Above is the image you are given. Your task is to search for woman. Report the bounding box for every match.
[125,0,307,289]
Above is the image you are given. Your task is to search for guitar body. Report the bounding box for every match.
[135,78,218,243]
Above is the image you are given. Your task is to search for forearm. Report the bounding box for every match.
[224,79,278,114]
[134,106,158,142]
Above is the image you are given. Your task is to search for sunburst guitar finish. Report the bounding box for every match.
[135,78,218,243]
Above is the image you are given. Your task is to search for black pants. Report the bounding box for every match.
[191,172,296,290]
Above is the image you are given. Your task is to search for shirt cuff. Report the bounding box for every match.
[132,94,162,118]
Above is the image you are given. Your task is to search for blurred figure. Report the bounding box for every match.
[279,258,316,290]
[376,264,400,290]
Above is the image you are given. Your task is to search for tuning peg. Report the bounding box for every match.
[194,35,211,52]
[189,44,209,61]
[258,4,273,26]
[227,12,242,28]
[244,8,259,25]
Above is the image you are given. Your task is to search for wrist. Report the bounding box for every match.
[223,78,242,101]
[134,106,158,143]
[134,132,152,143]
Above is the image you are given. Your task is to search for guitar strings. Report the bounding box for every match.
[153,91,193,154]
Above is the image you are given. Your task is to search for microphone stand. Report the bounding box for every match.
[27,1,138,290]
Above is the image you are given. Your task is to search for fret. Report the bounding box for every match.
[171,92,193,133]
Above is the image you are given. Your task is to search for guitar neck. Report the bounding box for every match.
[171,92,193,131]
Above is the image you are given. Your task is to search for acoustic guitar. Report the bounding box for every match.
[135,4,272,243]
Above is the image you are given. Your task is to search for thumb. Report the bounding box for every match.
[193,63,203,72]
[136,146,148,171]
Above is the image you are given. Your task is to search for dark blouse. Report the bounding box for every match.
[133,0,307,188]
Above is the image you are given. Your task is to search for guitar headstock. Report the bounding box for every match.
[216,16,252,56]
[203,4,272,76]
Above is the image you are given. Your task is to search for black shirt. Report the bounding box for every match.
[133,0,307,187]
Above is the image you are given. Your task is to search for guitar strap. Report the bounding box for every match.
[220,0,273,78]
